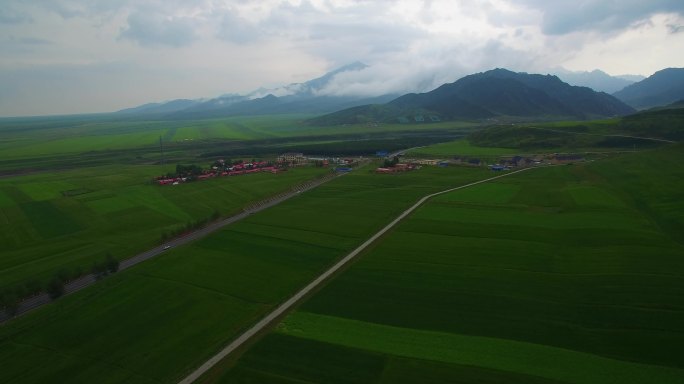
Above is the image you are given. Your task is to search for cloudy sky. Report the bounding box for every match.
[1,0,683,117]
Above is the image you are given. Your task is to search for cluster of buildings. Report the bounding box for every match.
[277,152,358,168]
[374,153,584,174]
[155,160,284,186]
[376,163,419,173]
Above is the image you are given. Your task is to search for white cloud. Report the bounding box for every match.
[118,9,200,47]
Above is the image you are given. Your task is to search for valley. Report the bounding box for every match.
[0,66,682,384]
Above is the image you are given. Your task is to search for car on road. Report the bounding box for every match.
[163,245,171,250]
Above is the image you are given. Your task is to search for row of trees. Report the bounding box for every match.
[1,253,120,318]
[159,210,221,243]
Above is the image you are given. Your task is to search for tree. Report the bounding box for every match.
[382,156,399,168]
[46,277,64,299]
[105,253,119,274]
[0,290,19,317]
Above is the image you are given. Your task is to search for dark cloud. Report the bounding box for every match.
[0,6,32,24]
[513,0,684,34]
[119,11,198,47]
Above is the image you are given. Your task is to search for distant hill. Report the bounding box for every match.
[613,68,684,109]
[309,68,635,125]
[617,99,684,141]
[552,68,641,93]
[116,99,202,115]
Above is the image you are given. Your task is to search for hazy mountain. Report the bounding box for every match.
[613,68,684,109]
[552,68,640,93]
[167,62,401,119]
[310,68,635,125]
[116,99,202,115]
[615,74,647,83]
[116,62,375,118]
[247,61,369,98]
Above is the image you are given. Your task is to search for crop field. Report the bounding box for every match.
[0,164,329,291]
[0,114,478,178]
[213,145,684,383]
[407,138,520,157]
[0,114,476,161]
[0,164,493,383]
[467,120,669,152]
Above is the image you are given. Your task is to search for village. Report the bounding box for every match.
[155,150,586,185]
[154,152,359,186]
[374,152,585,174]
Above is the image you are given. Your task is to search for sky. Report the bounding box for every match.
[1,0,683,117]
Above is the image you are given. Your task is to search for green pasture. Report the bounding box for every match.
[467,119,670,151]
[219,146,684,383]
[0,164,328,290]
[408,139,519,157]
[0,114,476,162]
[267,312,684,384]
[0,164,491,383]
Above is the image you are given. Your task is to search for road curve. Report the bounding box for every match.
[178,166,537,384]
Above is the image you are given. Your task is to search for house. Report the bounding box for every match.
[278,152,307,166]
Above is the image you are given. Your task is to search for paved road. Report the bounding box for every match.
[0,172,341,324]
[178,166,537,384]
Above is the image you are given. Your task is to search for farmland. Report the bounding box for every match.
[0,113,476,296]
[211,145,684,383]
[0,164,494,383]
[1,109,682,384]
[0,114,477,172]
[0,164,329,292]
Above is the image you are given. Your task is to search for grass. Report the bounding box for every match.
[217,145,684,383]
[466,120,670,152]
[271,312,684,384]
[407,138,520,157]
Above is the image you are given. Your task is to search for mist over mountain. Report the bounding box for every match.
[116,62,399,119]
[613,68,684,110]
[551,68,643,93]
[116,99,203,115]
[310,68,635,125]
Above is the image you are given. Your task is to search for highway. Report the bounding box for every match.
[178,166,538,384]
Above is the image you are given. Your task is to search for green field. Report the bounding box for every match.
[0,165,494,383]
[1,110,682,384]
[407,139,520,157]
[466,119,672,151]
[213,145,684,383]
[0,164,329,291]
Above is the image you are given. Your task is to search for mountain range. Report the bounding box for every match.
[613,68,684,110]
[309,68,635,125]
[117,62,398,119]
[116,64,683,121]
[551,68,643,94]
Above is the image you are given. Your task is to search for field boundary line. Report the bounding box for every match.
[178,165,540,384]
